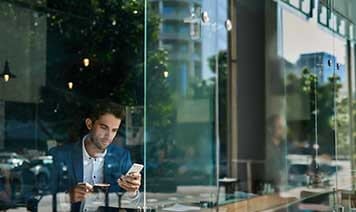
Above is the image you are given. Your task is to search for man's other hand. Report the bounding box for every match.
[69,182,93,203]
[117,172,141,193]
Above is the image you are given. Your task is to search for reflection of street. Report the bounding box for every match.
[3,159,349,211]
[0,152,28,170]
[34,187,222,212]
[281,159,352,199]
[0,153,53,210]
[330,160,352,189]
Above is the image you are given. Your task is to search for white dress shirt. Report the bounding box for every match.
[76,136,140,211]
[81,136,108,212]
[82,135,107,185]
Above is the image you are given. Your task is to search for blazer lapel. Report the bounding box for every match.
[72,141,83,183]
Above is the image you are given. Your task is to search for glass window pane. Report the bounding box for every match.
[275,1,337,200]
[0,0,145,210]
[145,0,222,210]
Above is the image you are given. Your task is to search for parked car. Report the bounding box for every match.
[288,164,310,186]
[10,155,53,204]
[0,152,29,170]
[287,154,339,186]
[28,156,53,192]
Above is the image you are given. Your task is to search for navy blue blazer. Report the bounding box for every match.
[49,140,133,211]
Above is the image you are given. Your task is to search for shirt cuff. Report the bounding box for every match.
[126,190,140,200]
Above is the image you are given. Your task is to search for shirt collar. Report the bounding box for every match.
[82,135,107,159]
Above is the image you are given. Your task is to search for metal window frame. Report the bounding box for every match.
[279,0,314,18]
[318,0,356,41]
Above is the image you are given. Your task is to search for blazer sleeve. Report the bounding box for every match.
[107,148,133,192]
[120,149,133,175]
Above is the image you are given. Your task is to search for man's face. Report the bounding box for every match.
[87,113,121,151]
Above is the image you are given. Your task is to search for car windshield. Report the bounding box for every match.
[289,165,308,175]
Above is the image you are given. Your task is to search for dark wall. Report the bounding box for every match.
[236,0,266,160]
[234,0,266,192]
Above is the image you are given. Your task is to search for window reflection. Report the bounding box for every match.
[265,115,287,193]
[262,2,351,208]
[2,0,356,210]
[0,0,147,210]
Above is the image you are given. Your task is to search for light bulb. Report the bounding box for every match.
[83,58,90,67]
[4,74,10,82]
[67,82,74,90]
[163,71,169,78]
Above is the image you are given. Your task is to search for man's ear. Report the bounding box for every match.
[85,118,93,130]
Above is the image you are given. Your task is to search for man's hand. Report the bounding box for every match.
[117,173,141,193]
[69,182,93,203]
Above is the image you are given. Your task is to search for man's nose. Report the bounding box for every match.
[104,129,111,137]
[107,130,115,138]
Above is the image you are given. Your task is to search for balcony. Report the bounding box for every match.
[162,12,190,21]
[160,32,191,41]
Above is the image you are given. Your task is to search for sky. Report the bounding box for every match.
[282,7,349,96]
[201,0,227,80]
[282,8,346,64]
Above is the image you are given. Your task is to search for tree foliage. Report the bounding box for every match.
[36,0,171,142]
[286,68,344,155]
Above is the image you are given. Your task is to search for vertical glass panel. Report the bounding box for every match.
[339,19,346,36]
[0,0,145,211]
[350,24,354,41]
[319,5,328,25]
[290,0,300,8]
[330,12,337,31]
[301,0,311,14]
[145,0,220,210]
[332,36,351,191]
[351,42,356,193]
[330,1,353,205]
[278,2,336,199]
[275,1,353,208]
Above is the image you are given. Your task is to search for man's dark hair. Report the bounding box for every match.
[87,100,126,121]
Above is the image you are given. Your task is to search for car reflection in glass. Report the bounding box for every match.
[287,154,340,187]
[10,155,53,204]
[0,152,29,170]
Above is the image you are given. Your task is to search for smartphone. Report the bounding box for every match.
[126,163,144,175]
[93,183,110,188]
[78,182,92,187]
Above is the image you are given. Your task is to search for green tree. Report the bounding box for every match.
[34,0,172,143]
[207,50,228,160]
[286,68,341,155]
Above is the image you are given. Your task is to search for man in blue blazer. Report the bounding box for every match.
[49,101,141,211]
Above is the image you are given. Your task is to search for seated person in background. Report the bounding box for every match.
[50,101,141,211]
[265,114,287,193]
[0,169,12,209]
